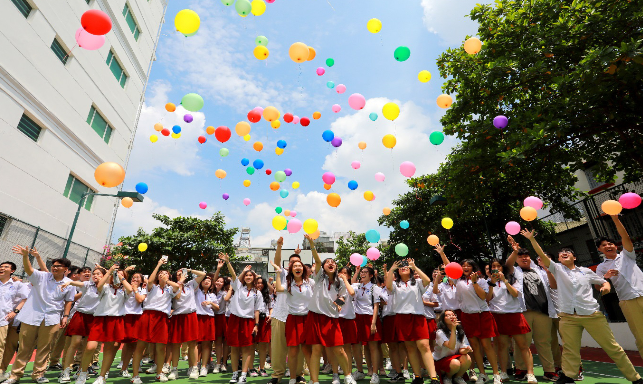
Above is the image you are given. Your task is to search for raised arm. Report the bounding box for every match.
[340,273,355,296]
[212,259,225,284]
[273,264,284,292]
[189,268,207,284]
[611,215,634,253]
[148,258,167,290]
[432,273,441,294]
[408,258,431,287]
[351,266,361,284]
[12,246,33,276]
[306,234,321,274]
[274,237,284,268]
[386,261,401,292]
[504,235,521,274]
[219,253,237,281]
[521,229,551,267]
[97,264,118,293]
[434,244,450,266]
[29,248,48,272]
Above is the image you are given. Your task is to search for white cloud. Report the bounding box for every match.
[420,0,490,46]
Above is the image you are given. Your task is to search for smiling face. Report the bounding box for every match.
[255,277,264,291]
[462,262,473,276]
[491,261,503,274]
[359,268,373,283]
[516,252,532,269]
[158,270,169,283]
[91,269,103,283]
[558,249,576,267]
[131,273,143,285]
[201,276,212,290]
[0,263,14,278]
[443,310,458,328]
[598,240,618,259]
[215,277,224,291]
[243,270,256,286]
[323,259,337,275]
[291,261,305,278]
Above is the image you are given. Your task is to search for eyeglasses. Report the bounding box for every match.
[51,264,66,269]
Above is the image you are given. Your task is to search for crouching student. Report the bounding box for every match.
[433,311,472,384]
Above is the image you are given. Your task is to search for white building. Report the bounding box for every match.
[0,0,166,266]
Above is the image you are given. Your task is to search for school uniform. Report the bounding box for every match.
[0,279,28,367]
[455,278,498,339]
[88,286,127,342]
[168,280,199,344]
[271,268,304,381]
[227,279,263,348]
[487,268,530,336]
[379,287,398,344]
[432,329,470,374]
[65,281,100,337]
[122,286,146,343]
[213,290,228,339]
[351,282,382,343]
[139,284,178,344]
[304,271,346,347]
[255,297,272,343]
[422,287,438,340]
[388,278,430,341]
[435,280,460,318]
[195,288,217,342]
[339,291,359,345]
[0,282,30,372]
[284,278,314,347]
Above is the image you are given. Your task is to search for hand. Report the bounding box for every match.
[217,259,225,269]
[268,277,274,283]
[277,237,284,247]
[252,325,258,335]
[60,282,70,291]
[109,264,119,271]
[11,245,29,257]
[5,312,16,322]
[600,285,611,295]
[408,258,417,270]
[219,253,229,263]
[520,229,535,240]
[11,276,21,282]
[383,263,387,272]
[201,301,211,307]
[433,273,441,283]
[158,258,167,265]
[507,235,520,251]
[60,316,68,328]
[434,243,446,254]
[125,265,136,272]
[390,261,401,272]
[496,271,506,283]
[294,244,302,254]
[131,281,140,290]
[265,315,271,323]
[448,319,460,331]
[270,261,281,273]
[470,272,479,283]
[370,323,377,335]
[243,265,252,273]
[604,269,619,279]
[29,247,41,258]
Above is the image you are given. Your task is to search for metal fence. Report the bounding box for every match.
[0,213,104,277]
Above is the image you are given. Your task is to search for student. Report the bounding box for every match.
[194,271,219,377]
[350,266,382,380]
[422,281,439,348]
[336,267,361,382]
[212,266,229,373]
[433,310,472,384]
[0,274,29,381]
[48,266,82,373]
[119,272,147,378]
[379,268,405,382]
[254,276,272,377]
[521,229,643,384]
[0,262,28,379]
[432,268,460,317]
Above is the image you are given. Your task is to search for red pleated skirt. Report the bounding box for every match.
[138,310,170,344]
[168,312,199,344]
[460,311,498,339]
[66,312,94,337]
[304,312,344,347]
[395,314,430,341]
[355,313,382,343]
[492,312,531,336]
[254,317,271,343]
[426,318,437,340]
[88,316,125,342]
[339,318,358,345]
[214,314,227,339]
[435,354,463,374]
[226,314,255,347]
[196,314,216,342]
[285,314,308,347]
[122,313,141,343]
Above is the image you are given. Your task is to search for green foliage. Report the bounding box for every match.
[334,231,391,274]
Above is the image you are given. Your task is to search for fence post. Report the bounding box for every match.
[82,248,90,268]
[22,226,41,278]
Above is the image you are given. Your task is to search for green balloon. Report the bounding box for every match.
[395,243,409,257]
[326,58,334,67]
[221,0,233,5]
[246,166,255,175]
[219,148,229,157]
[394,46,411,62]
[183,31,198,37]
[235,0,251,16]
[275,207,282,214]
[274,171,286,182]
[255,36,268,47]
[180,93,204,112]
[429,131,445,145]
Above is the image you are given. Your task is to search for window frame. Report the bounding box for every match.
[86,105,113,144]
[105,49,128,88]
[50,37,69,65]
[17,113,43,142]
[122,3,141,41]
[11,0,32,18]
[63,174,94,211]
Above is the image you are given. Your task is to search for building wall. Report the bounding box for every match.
[0,0,165,254]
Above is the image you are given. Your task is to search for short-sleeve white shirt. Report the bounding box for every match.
[213,290,227,315]
[422,289,437,319]
[94,286,127,317]
[195,289,216,316]
[548,262,606,316]
[0,279,29,327]
[435,281,460,311]
[339,293,357,319]
[455,278,490,313]
[285,278,314,315]
[143,284,178,315]
[379,288,396,317]
[488,268,524,313]
[433,329,470,361]
[229,279,262,319]
[74,281,101,314]
[308,270,346,318]
[15,271,75,326]
[351,282,380,315]
[272,269,289,322]
[173,280,198,315]
[124,286,146,315]
[389,278,427,315]
[596,249,643,301]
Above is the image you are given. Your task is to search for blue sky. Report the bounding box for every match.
[113,0,487,248]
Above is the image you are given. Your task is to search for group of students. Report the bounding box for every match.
[0,214,641,384]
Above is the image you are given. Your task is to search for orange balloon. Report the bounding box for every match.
[206,126,215,135]
[165,103,176,112]
[215,169,227,179]
[270,182,280,191]
[383,207,391,215]
[154,123,163,131]
[323,183,331,190]
[289,42,309,63]
[253,142,264,152]
[121,197,133,208]
[601,200,623,215]
[520,206,538,221]
[235,122,251,136]
[327,193,341,208]
[313,111,321,120]
[364,191,374,201]
[308,47,316,61]
[284,210,291,217]
[94,162,126,188]
[310,229,321,240]
[263,106,280,122]
[427,235,439,246]
[358,141,367,150]
[437,94,453,109]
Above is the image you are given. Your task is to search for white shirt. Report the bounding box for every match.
[422,289,437,319]
[339,293,357,319]
[229,279,263,319]
[0,279,28,327]
[195,289,217,316]
[172,280,198,315]
[351,282,380,315]
[515,261,558,318]
[284,277,314,316]
[74,281,101,314]
[213,290,227,315]
[433,329,470,360]
[124,287,146,315]
[94,286,127,317]
[596,249,643,301]
[455,278,490,313]
[488,268,524,313]
[379,288,395,317]
[272,269,289,322]
[308,270,346,318]
[435,281,460,310]
[143,284,178,315]
[548,262,606,316]
[259,296,272,315]
[15,270,75,326]
[11,282,31,327]
[389,278,427,315]
[430,282,443,312]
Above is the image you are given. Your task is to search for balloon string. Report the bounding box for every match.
[63,43,78,61]
[325,0,336,11]
[448,230,461,251]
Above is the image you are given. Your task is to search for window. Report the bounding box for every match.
[86,106,113,143]
[122,3,141,40]
[584,166,605,190]
[11,0,32,18]
[51,38,69,65]
[106,50,127,88]
[63,175,94,211]
[17,114,42,141]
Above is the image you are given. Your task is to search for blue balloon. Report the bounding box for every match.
[172,125,181,134]
[253,159,264,170]
[348,180,358,190]
[369,113,378,121]
[327,81,335,89]
[400,220,409,229]
[360,255,368,267]
[277,140,287,149]
[322,130,334,142]
[135,182,148,194]
[280,189,289,198]
[365,229,380,243]
[241,158,250,166]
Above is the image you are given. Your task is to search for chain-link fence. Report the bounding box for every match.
[0,213,104,277]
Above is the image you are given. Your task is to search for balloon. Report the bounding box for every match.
[255,35,268,46]
[382,102,400,121]
[175,9,200,35]
[520,206,538,221]
[271,120,281,129]
[399,161,416,178]
[366,247,380,261]
[284,210,291,217]
[263,106,280,122]
[289,42,309,63]
[283,113,294,123]
[444,262,463,279]
[369,113,378,121]
[272,216,287,231]
[172,125,181,134]
[266,169,272,175]
[400,220,409,229]
[81,9,112,35]
[233,122,250,137]
[316,67,325,76]
[246,166,255,175]
[303,219,318,234]
[323,183,331,190]
[348,93,366,110]
[135,182,148,194]
[331,137,342,148]
[219,148,229,157]
[287,219,302,234]
[292,116,300,124]
[427,235,439,246]
[365,230,380,243]
[336,84,346,94]
[524,196,543,210]
[243,180,251,187]
[290,211,297,218]
[292,181,300,189]
[429,131,445,145]
[183,114,193,123]
[199,202,207,209]
[75,28,105,50]
[313,112,321,119]
[382,134,396,149]
[247,110,261,123]
[620,193,641,209]
[300,117,310,126]
[322,172,335,185]
[250,0,266,16]
[348,180,358,190]
[284,169,292,176]
[241,159,251,167]
[244,134,251,142]
[235,0,252,16]
[322,130,335,142]
[395,243,409,257]
[270,182,280,191]
[138,243,148,252]
[206,126,215,135]
[308,47,316,61]
[332,104,341,113]
[171,132,181,139]
[350,253,363,267]
[94,162,125,188]
[275,148,284,155]
[464,37,482,54]
[253,142,264,152]
[360,256,368,267]
[327,81,335,89]
[275,207,282,214]
[150,135,158,143]
[436,94,453,109]
[215,169,227,179]
[213,126,231,143]
[492,115,509,130]
[383,207,391,215]
[274,171,287,182]
[181,93,204,112]
[243,198,251,206]
[161,128,170,136]
[165,103,176,112]
[505,221,521,235]
[327,193,341,207]
[326,58,334,67]
[253,45,269,60]
[367,18,382,33]
[601,200,623,215]
[394,46,411,62]
[358,141,367,150]
[310,230,320,240]
[351,161,361,170]
[364,191,374,201]
[441,217,454,229]
[374,172,385,182]
[418,70,431,83]
[280,189,289,198]
[253,159,264,169]
[121,197,133,208]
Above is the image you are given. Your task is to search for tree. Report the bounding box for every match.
[334,231,391,276]
[110,213,242,274]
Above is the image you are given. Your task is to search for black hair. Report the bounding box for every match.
[394,267,417,287]
[595,237,616,248]
[460,259,480,280]
[360,266,376,284]
[517,248,530,256]
[52,258,71,269]
[199,272,215,293]
[255,276,271,305]
[489,258,516,286]
[437,310,466,343]
[319,258,341,291]
[1,262,17,273]
[80,267,92,274]
[286,259,310,295]
[289,254,301,262]
[338,266,352,280]
[559,248,576,257]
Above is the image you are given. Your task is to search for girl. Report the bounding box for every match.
[195,271,219,377]
[432,267,460,317]
[254,276,272,377]
[486,259,535,383]
[385,259,440,384]
[212,261,228,373]
[119,272,147,378]
[337,267,360,381]
[350,266,382,381]
[221,254,263,384]
[433,311,472,384]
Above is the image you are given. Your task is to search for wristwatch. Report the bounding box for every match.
[488,282,496,287]
[12,309,20,314]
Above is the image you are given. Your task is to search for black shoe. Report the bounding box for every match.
[71,364,79,372]
[429,378,440,384]
[87,367,98,377]
[266,379,280,384]
[296,376,306,384]
[48,364,63,371]
[410,377,423,384]
[507,368,515,376]
[389,373,405,382]
[90,363,99,371]
[555,373,575,384]
[632,379,643,384]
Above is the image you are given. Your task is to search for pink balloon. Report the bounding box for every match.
[332,104,342,113]
[316,67,325,76]
[371,193,376,200]
[523,196,543,210]
[266,0,275,3]
[336,84,346,94]
[287,218,302,234]
[348,93,366,110]
[199,202,207,209]
[75,27,105,50]
[350,253,362,267]
[290,211,297,217]
[253,106,264,115]
[619,192,641,209]
[374,172,385,182]
[399,161,416,178]
[243,198,251,206]
[293,116,300,124]
[366,247,380,261]
[351,161,361,170]
[322,172,335,185]
[505,221,521,235]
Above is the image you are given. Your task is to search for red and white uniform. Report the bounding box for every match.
[455,278,498,339]
[139,284,178,344]
[433,329,470,374]
[88,285,127,342]
[351,282,382,343]
[213,289,227,339]
[169,280,199,344]
[66,281,99,337]
[379,287,398,343]
[422,286,438,340]
[435,280,460,312]
[195,288,218,342]
[255,296,272,343]
[388,278,430,341]
[122,286,146,343]
[304,271,346,347]
[226,279,263,347]
[488,268,530,336]
[284,278,314,347]
[339,290,358,345]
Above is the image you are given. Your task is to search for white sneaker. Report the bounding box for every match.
[387,370,397,379]
[104,373,109,380]
[167,368,178,380]
[212,365,220,374]
[468,370,478,382]
[321,365,333,375]
[156,373,168,382]
[2,372,10,381]
[229,372,239,384]
[402,370,410,380]
[265,363,272,370]
[526,374,537,384]
[76,372,88,384]
[142,358,152,364]
[352,371,365,381]
[284,370,290,378]
[238,374,247,384]
[117,362,123,370]
[475,374,488,384]
[199,367,207,377]
[345,375,357,384]
[332,374,341,384]
[59,368,71,383]
[146,365,158,374]
[2,379,17,384]
[36,377,49,384]
[130,376,142,384]
[370,374,379,384]
[443,378,453,384]
[492,374,501,384]
[220,365,227,373]
[162,364,170,375]
[289,380,296,384]
[120,371,131,378]
[183,356,188,361]
[94,376,105,384]
[385,359,392,371]
[454,378,467,384]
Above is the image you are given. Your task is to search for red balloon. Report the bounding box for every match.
[265,169,272,175]
[161,128,170,136]
[198,136,206,144]
[300,117,310,126]
[283,113,294,123]
[247,110,261,123]
[444,262,463,279]
[81,10,112,36]
[214,126,231,143]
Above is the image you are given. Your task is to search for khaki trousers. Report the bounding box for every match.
[514,310,555,372]
[550,318,562,368]
[619,296,643,358]
[270,318,304,381]
[10,321,59,380]
[559,312,640,381]
[0,325,8,370]
[48,327,68,365]
[1,327,19,371]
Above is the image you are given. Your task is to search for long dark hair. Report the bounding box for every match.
[199,272,215,294]
[437,310,465,343]
[256,277,271,305]
[394,267,417,287]
[460,259,480,280]
[490,258,516,286]
[360,266,376,285]
[319,259,341,291]
[239,269,258,291]
[286,260,309,294]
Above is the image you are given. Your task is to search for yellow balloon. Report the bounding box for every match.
[367,18,382,33]
[382,134,396,149]
[441,217,454,229]
[138,243,148,252]
[243,180,251,187]
[364,191,374,201]
[382,102,400,121]
[418,70,431,83]
[171,132,181,139]
[253,45,269,60]
[303,219,319,234]
[271,120,281,129]
[463,37,482,54]
[436,94,453,109]
[243,134,251,142]
[289,42,309,63]
[150,135,158,143]
[250,0,266,16]
[174,9,200,35]
[235,121,251,136]
[121,197,134,208]
[275,147,284,155]
[292,181,300,189]
[263,106,280,122]
[272,215,287,231]
[215,169,227,179]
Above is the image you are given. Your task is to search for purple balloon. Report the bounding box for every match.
[284,169,292,176]
[184,114,193,123]
[493,115,508,129]
[331,137,343,147]
[222,193,229,200]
